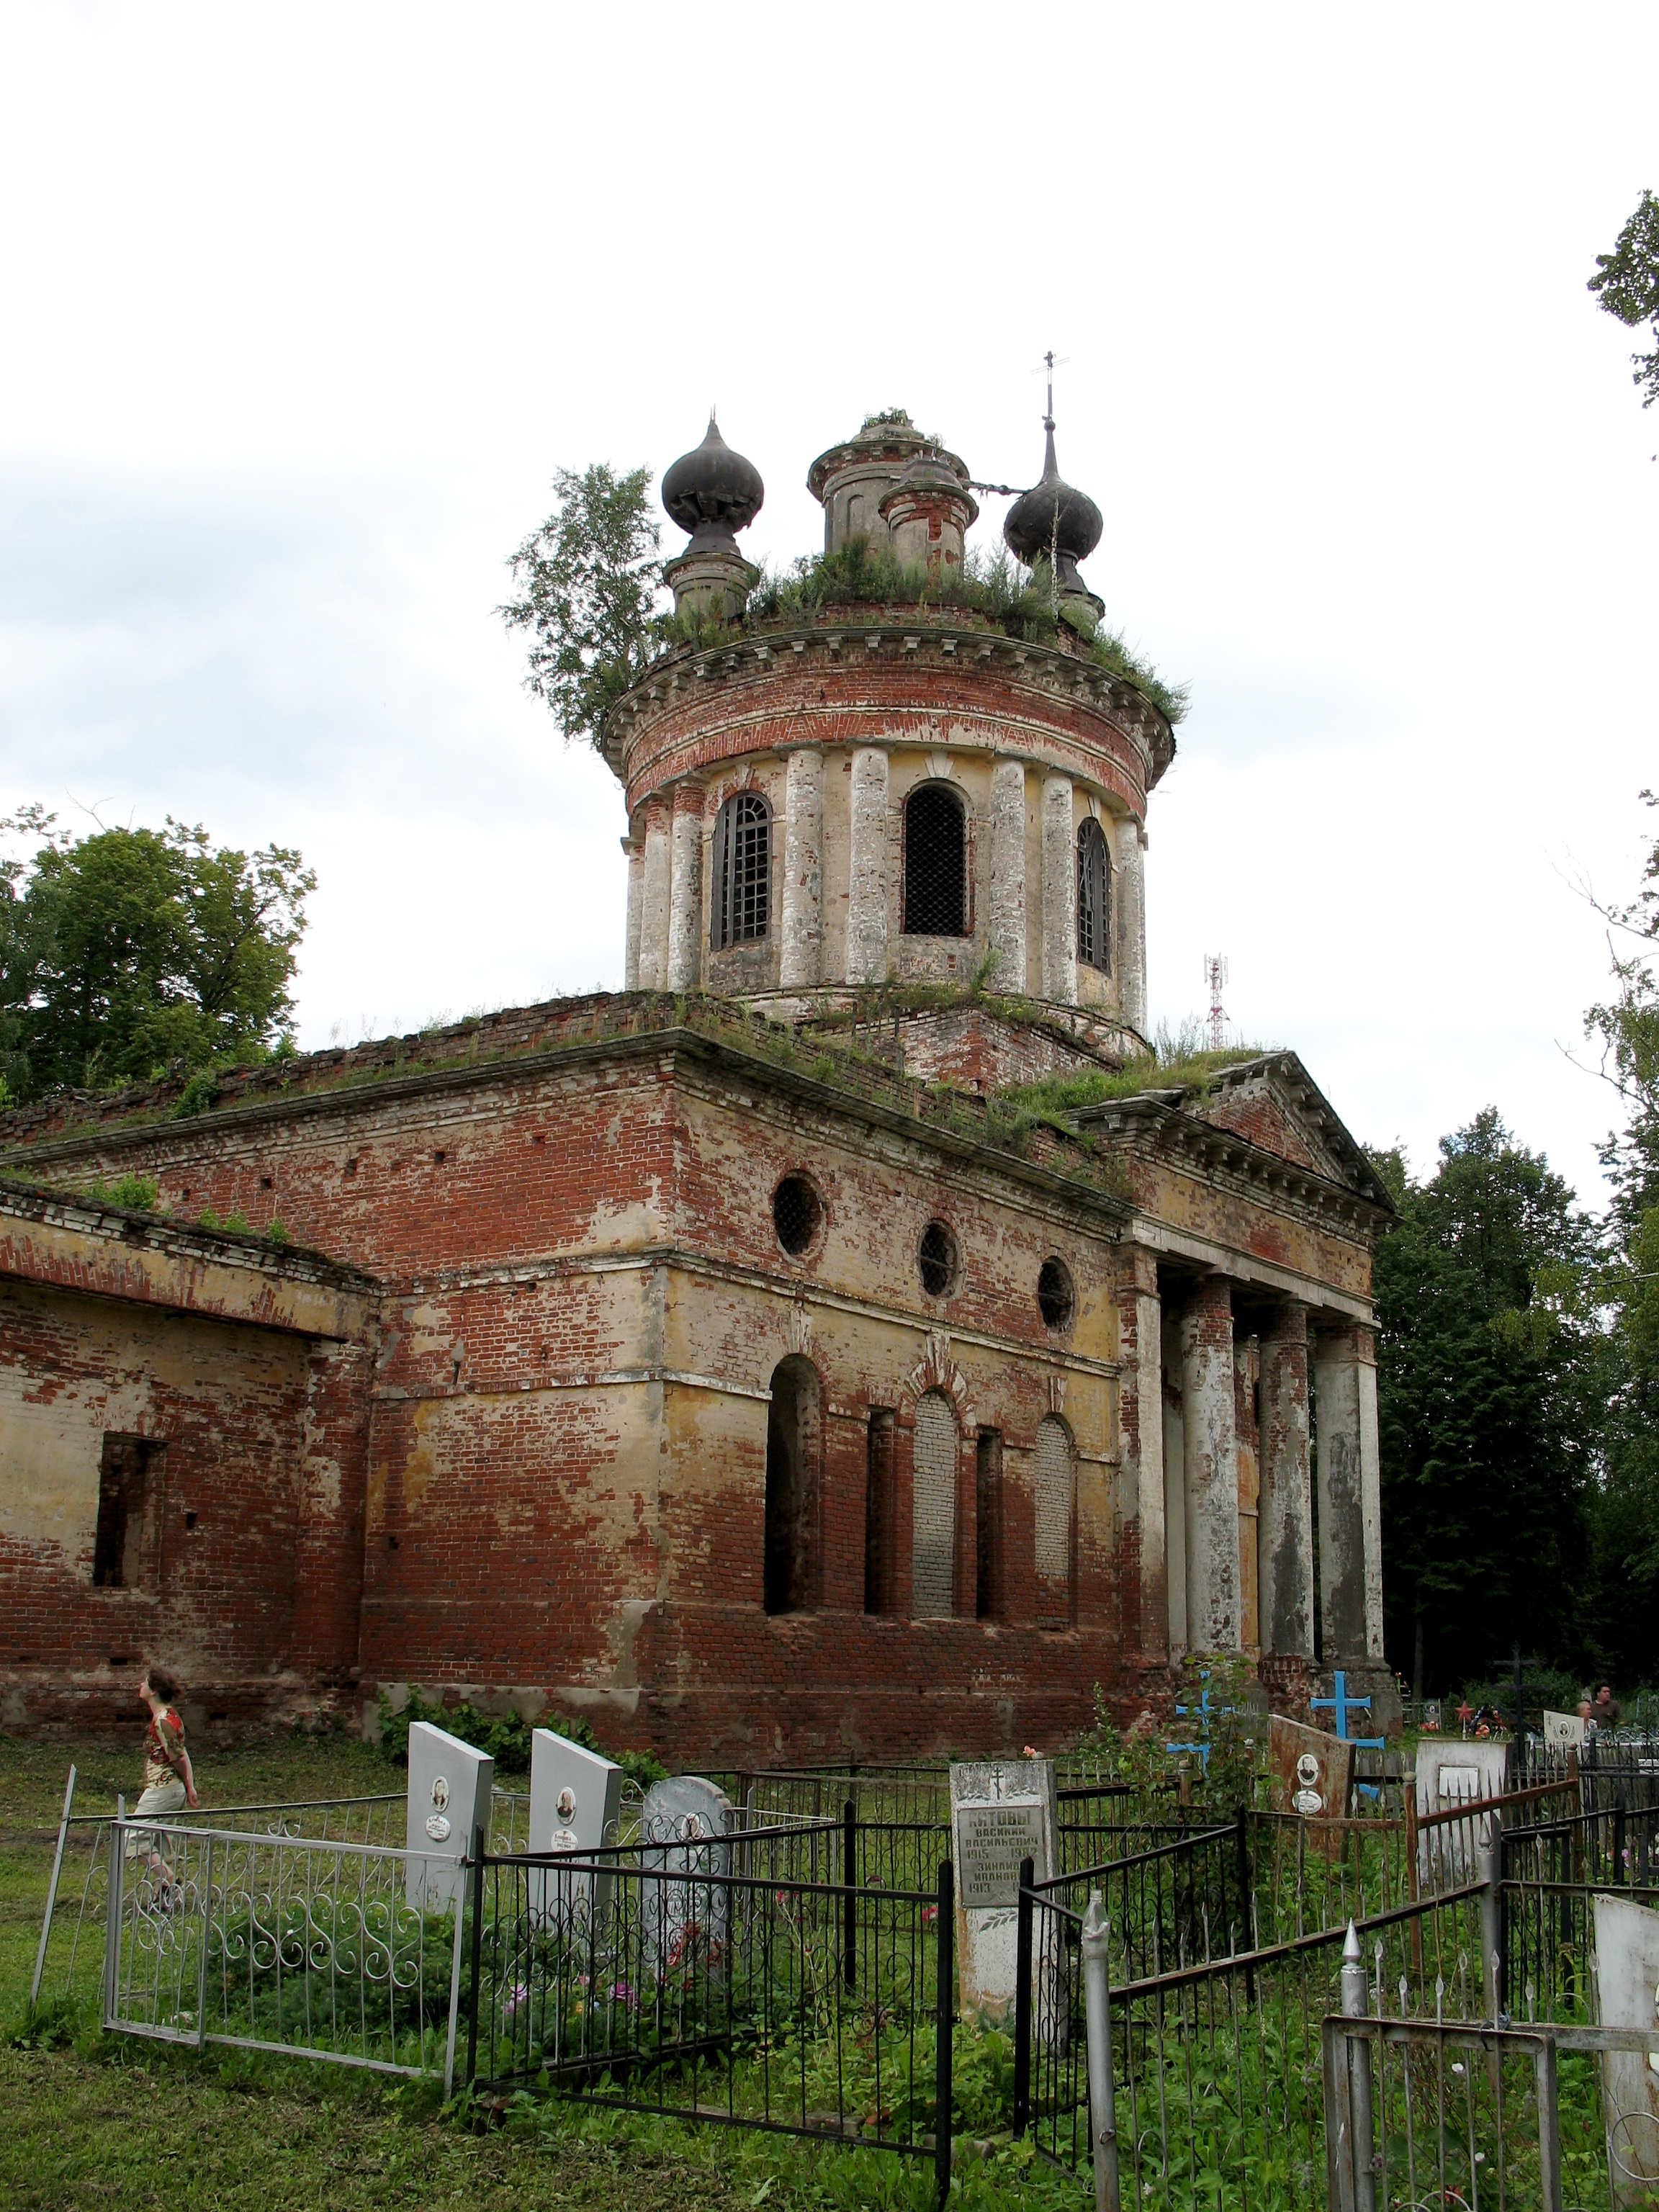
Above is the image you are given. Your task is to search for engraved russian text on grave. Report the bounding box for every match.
[956,1800,1049,1912]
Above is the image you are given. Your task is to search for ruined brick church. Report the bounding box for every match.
[0,401,1396,1760]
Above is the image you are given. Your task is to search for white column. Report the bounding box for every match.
[638,793,671,992]
[988,757,1028,993]
[1181,1276,1240,1653]
[1114,815,1148,1037]
[1123,1247,1166,1662]
[847,745,890,985]
[623,830,644,991]
[1312,1325,1376,1665]
[1040,772,1076,1004]
[780,746,824,991]
[667,781,704,992]
[1258,1300,1313,1659]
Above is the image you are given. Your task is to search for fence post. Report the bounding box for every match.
[1012,1853,1034,2139]
[842,1798,857,1994]
[30,1763,77,2010]
[1341,1923,1376,2212]
[464,1825,485,2089]
[1233,1804,1256,1996]
[1082,1887,1121,2212]
[1476,1814,1503,2020]
[935,1858,953,2208]
[102,1799,126,2030]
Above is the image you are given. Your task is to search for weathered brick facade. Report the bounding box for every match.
[0,403,1398,1757]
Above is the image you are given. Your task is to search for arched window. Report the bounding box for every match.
[765,1356,820,1614]
[1033,1414,1074,1624]
[911,1388,958,1619]
[714,791,770,949]
[903,783,968,938]
[1077,817,1111,971]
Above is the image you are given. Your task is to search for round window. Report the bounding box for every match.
[1038,1256,1075,1331]
[918,1220,958,1298]
[773,1174,822,1256]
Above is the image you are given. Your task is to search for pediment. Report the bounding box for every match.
[1190,1054,1389,1205]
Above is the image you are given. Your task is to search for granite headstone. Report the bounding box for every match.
[405,1719,493,1910]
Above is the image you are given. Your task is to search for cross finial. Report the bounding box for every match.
[1043,349,1056,430]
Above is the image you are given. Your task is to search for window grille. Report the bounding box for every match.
[864,1408,895,1615]
[1037,1256,1075,1331]
[714,791,770,948]
[1076,817,1112,971]
[772,1174,821,1256]
[1034,1414,1074,1604]
[912,1389,958,1619]
[903,783,968,937]
[918,1219,958,1298]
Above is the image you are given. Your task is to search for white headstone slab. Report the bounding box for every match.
[639,1775,734,1964]
[405,1721,493,1910]
[1545,1709,1587,1748]
[949,1760,1058,2024]
[1414,1737,1508,1891]
[527,1728,624,1925]
[1593,1894,1659,2205]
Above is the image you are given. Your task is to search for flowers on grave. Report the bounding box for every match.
[502,1980,531,2018]
[1022,1745,1039,1758]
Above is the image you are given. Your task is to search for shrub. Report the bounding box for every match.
[376,1689,665,1787]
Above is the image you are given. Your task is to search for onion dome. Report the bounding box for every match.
[662,413,764,554]
[1002,422,1102,583]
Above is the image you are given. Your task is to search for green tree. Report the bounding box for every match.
[0,809,314,1099]
[498,463,663,748]
[1581,795,1659,1678]
[1374,1110,1605,1695]
[1588,187,1659,408]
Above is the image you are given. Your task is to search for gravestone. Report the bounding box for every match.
[639,1774,734,1967]
[1592,1893,1659,2205]
[1545,1709,1587,1750]
[1268,1714,1354,1821]
[526,1727,624,1926]
[948,1759,1058,2024]
[1413,1737,1508,1891]
[405,1720,493,1910]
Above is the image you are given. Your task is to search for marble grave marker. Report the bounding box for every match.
[949,1760,1058,2023]
[405,1720,493,1910]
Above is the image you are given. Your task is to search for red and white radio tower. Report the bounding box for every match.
[1204,955,1228,1051]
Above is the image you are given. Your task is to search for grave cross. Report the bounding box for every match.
[1309,1669,1385,1751]
[1167,1673,1238,1773]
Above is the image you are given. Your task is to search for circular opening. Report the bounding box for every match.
[773,1174,822,1257]
[1038,1256,1075,1331]
[918,1220,958,1299]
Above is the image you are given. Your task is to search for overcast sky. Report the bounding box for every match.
[1,4,1654,1207]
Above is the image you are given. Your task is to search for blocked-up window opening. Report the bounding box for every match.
[903,783,968,938]
[93,1435,163,1590]
[714,791,770,948]
[976,1429,1002,1619]
[1077,817,1112,971]
[765,1356,820,1614]
[864,1408,896,1615]
[912,1389,958,1618]
[1034,1415,1074,1617]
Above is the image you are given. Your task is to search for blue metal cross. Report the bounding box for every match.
[1310,1669,1385,1752]
[1168,1674,1238,1773]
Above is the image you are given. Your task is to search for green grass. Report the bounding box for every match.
[0,1730,1081,2210]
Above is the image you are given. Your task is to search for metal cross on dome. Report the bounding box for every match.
[1033,349,1071,429]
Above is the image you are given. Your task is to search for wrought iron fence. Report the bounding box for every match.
[104,1815,468,2084]
[1017,1876,1488,2211]
[464,1816,957,2198]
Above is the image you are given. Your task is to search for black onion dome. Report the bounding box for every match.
[662,415,764,548]
[1002,425,1102,570]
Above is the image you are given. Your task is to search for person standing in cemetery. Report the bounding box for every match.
[129,1665,200,1891]
[1594,1685,1623,1731]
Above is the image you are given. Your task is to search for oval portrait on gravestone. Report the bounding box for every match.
[1293,1787,1323,1815]
[1296,1753,1321,1786]
[431,1775,450,1811]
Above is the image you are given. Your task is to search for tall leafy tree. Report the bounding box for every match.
[1588,188,1659,408]
[1581,795,1659,1677]
[1375,1111,1604,1695]
[498,464,663,749]
[0,809,314,1099]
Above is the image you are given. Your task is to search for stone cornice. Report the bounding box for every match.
[1073,1091,1390,1246]
[603,617,1176,798]
[0,1020,1135,1236]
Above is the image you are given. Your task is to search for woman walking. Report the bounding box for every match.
[129,1665,200,1895]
